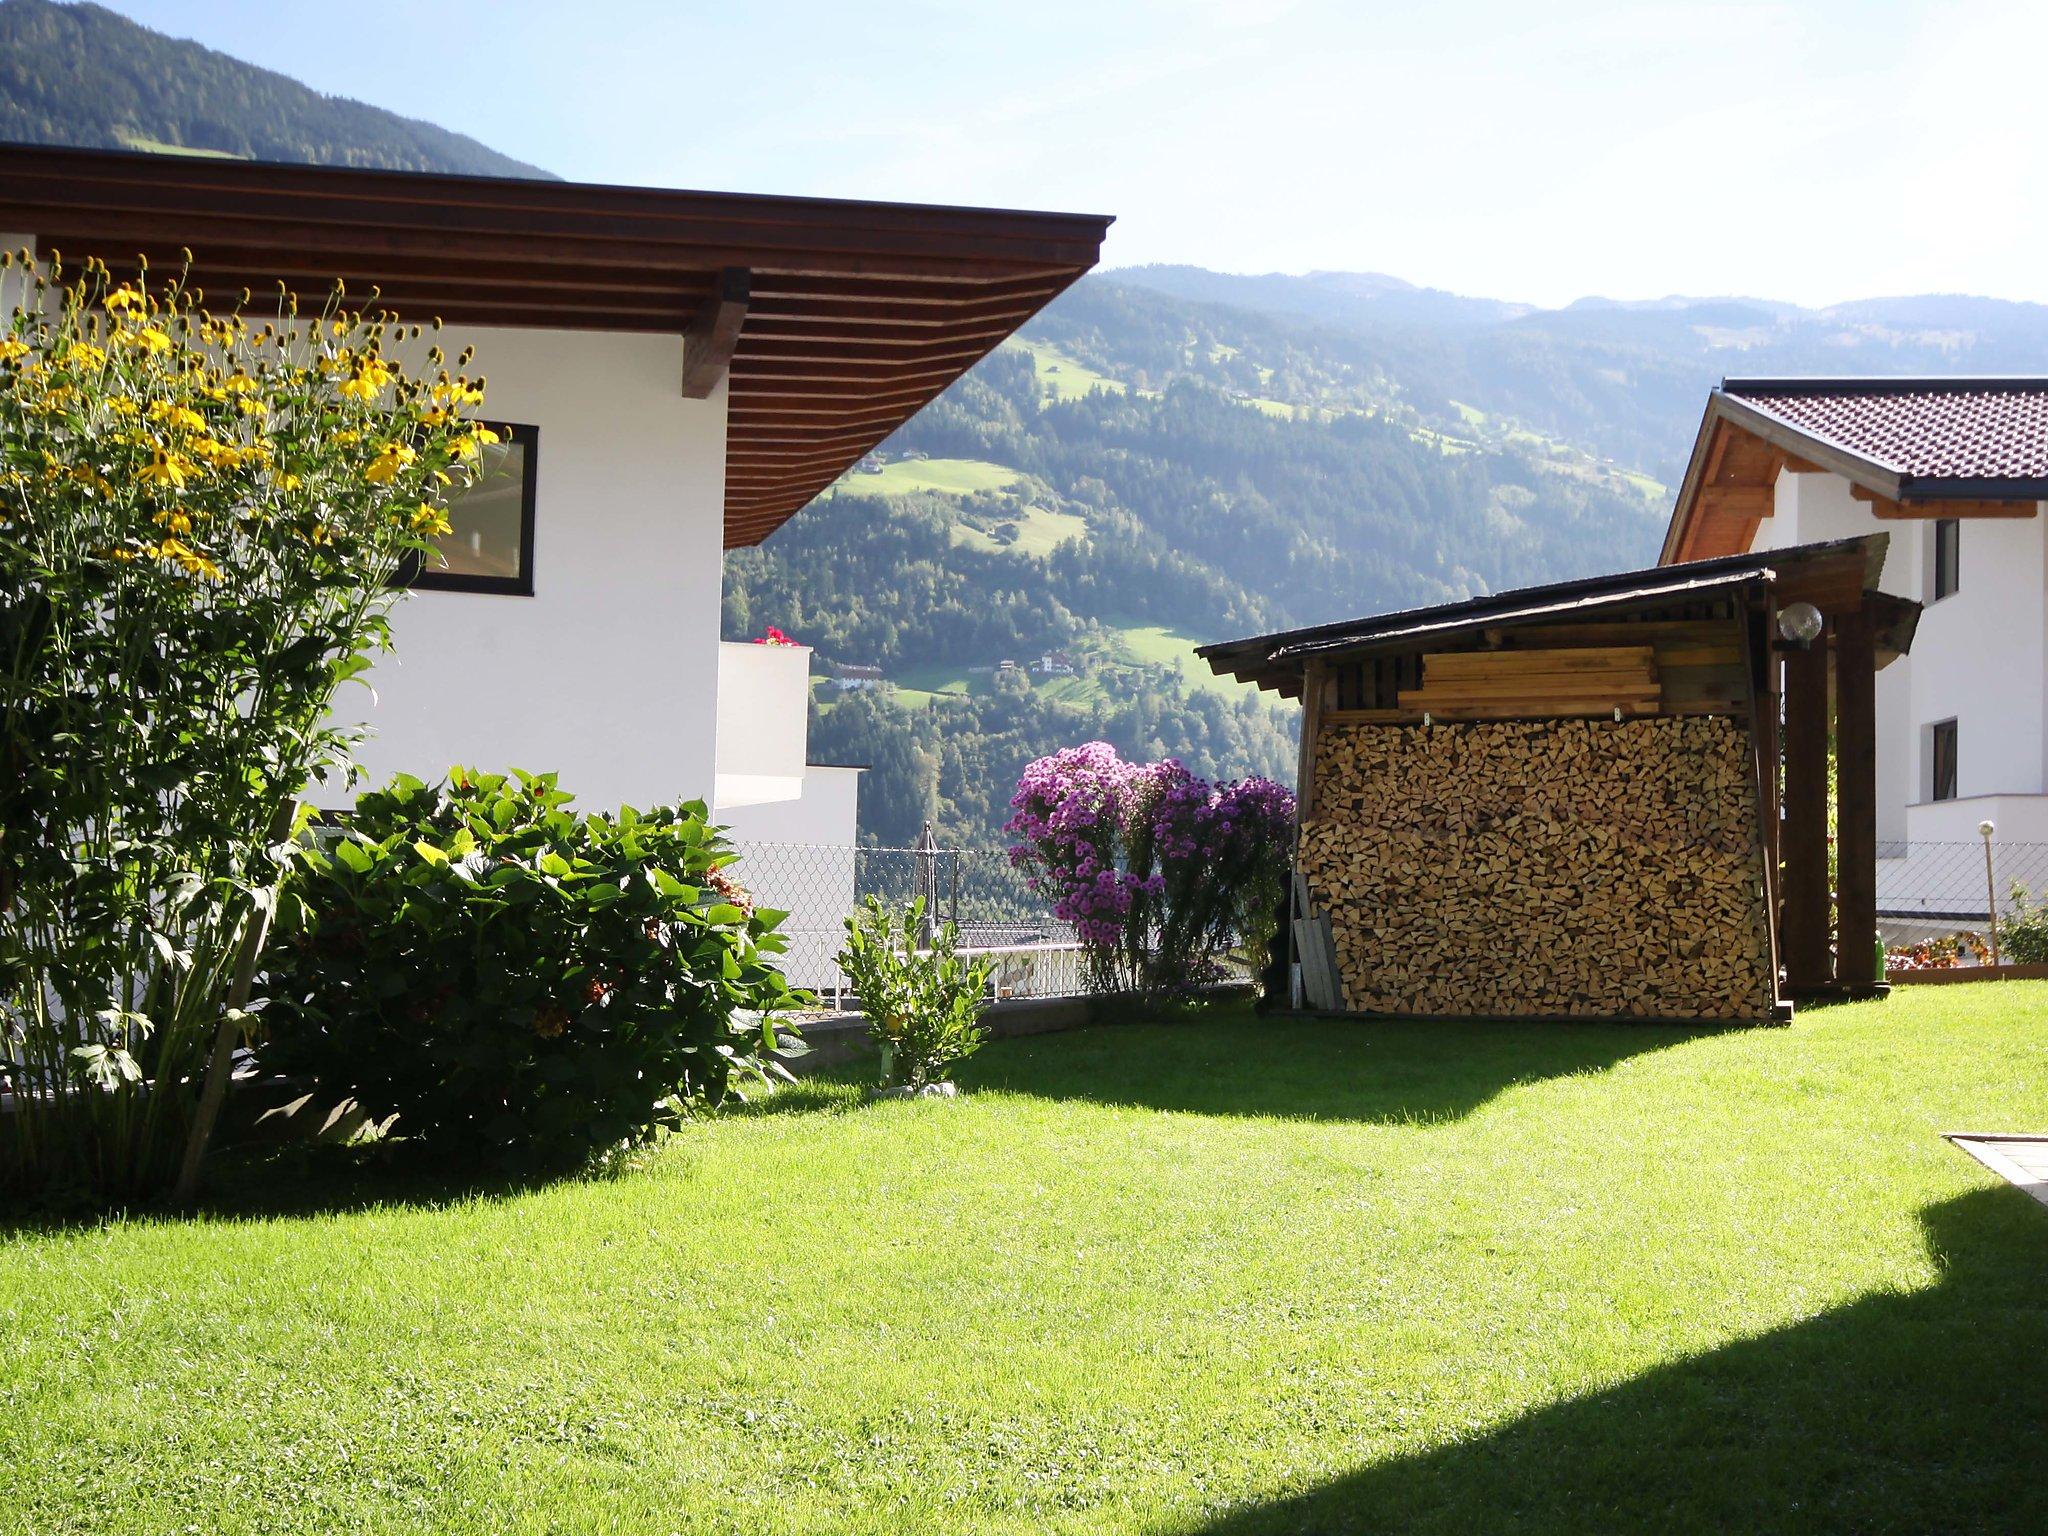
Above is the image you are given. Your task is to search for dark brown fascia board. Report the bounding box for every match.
[0,143,1114,268]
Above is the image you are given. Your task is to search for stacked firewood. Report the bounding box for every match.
[1298,716,1774,1020]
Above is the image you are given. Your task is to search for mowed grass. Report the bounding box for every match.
[1011,338,1128,403]
[951,503,1090,558]
[1109,618,1242,699]
[823,457,1021,500]
[5,987,2048,1534]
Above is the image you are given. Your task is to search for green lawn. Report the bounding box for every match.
[951,503,1090,558]
[1010,338,1128,403]
[1107,618,1243,699]
[823,456,1021,500]
[5,987,2047,1533]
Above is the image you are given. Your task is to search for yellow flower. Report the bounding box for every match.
[432,377,486,409]
[304,521,334,546]
[65,342,108,369]
[449,426,500,461]
[277,472,303,493]
[107,395,140,417]
[119,327,172,355]
[147,400,209,435]
[338,354,396,403]
[152,537,223,581]
[152,508,194,534]
[0,337,27,365]
[364,442,417,485]
[138,447,194,490]
[408,502,452,536]
[104,284,146,314]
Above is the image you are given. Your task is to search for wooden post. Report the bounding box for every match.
[1835,606,1880,993]
[1738,601,1784,1016]
[1781,636,1832,994]
[1296,660,1327,822]
[1288,661,1327,1008]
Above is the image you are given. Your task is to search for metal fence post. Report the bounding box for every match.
[1981,820,2001,966]
[914,820,938,950]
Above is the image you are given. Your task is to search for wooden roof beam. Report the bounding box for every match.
[1849,487,2039,518]
[681,267,749,399]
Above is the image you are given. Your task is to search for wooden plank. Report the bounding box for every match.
[1321,708,1408,725]
[1392,700,1665,721]
[1495,621,1735,646]
[1297,660,1327,822]
[1655,644,1743,667]
[1781,639,1831,992]
[1423,646,1658,674]
[1835,607,1879,991]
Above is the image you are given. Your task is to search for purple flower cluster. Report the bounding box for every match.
[1004,741,1153,946]
[1005,741,1296,983]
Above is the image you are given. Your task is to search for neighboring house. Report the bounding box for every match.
[0,144,1110,877]
[829,662,887,692]
[1033,651,1077,676]
[1661,377,2048,933]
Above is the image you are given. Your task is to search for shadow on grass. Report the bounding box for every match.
[958,1011,1704,1124]
[1173,1186,2048,1535]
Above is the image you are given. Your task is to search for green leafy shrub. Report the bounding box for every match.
[2000,884,2048,965]
[838,898,993,1090]
[262,769,806,1172]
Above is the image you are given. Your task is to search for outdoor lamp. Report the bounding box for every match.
[1776,602,1824,649]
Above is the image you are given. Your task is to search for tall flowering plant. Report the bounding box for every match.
[0,251,495,1203]
[1005,741,1293,996]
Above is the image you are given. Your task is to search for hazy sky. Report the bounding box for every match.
[104,0,2048,308]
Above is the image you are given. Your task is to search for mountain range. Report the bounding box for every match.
[6,0,2048,845]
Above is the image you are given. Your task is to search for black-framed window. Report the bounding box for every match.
[1931,518,1959,602]
[404,421,539,595]
[1928,719,1958,802]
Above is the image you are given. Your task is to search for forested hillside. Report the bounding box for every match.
[0,0,550,177]
[725,280,1667,847]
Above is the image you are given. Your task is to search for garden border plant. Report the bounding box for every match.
[838,896,993,1093]
[261,769,807,1173]
[0,250,499,1204]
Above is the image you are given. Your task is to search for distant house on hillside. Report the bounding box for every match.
[0,144,1109,982]
[829,663,886,692]
[1660,377,2048,936]
[1033,651,1078,676]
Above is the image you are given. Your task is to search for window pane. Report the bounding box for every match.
[430,433,529,581]
[1932,721,1957,801]
[1934,519,1959,600]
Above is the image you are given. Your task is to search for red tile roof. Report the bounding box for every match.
[1725,378,2048,487]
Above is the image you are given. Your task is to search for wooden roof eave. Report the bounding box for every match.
[1660,392,1912,564]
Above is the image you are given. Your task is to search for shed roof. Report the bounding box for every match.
[0,143,1111,548]
[1197,535,1905,698]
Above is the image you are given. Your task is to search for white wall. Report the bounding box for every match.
[713,641,813,809]
[333,324,729,812]
[1756,467,2048,851]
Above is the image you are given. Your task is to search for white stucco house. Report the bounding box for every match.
[0,146,1109,972]
[1661,378,2048,934]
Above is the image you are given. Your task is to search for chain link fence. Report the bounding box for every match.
[1878,839,2048,939]
[728,840,1087,1004]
